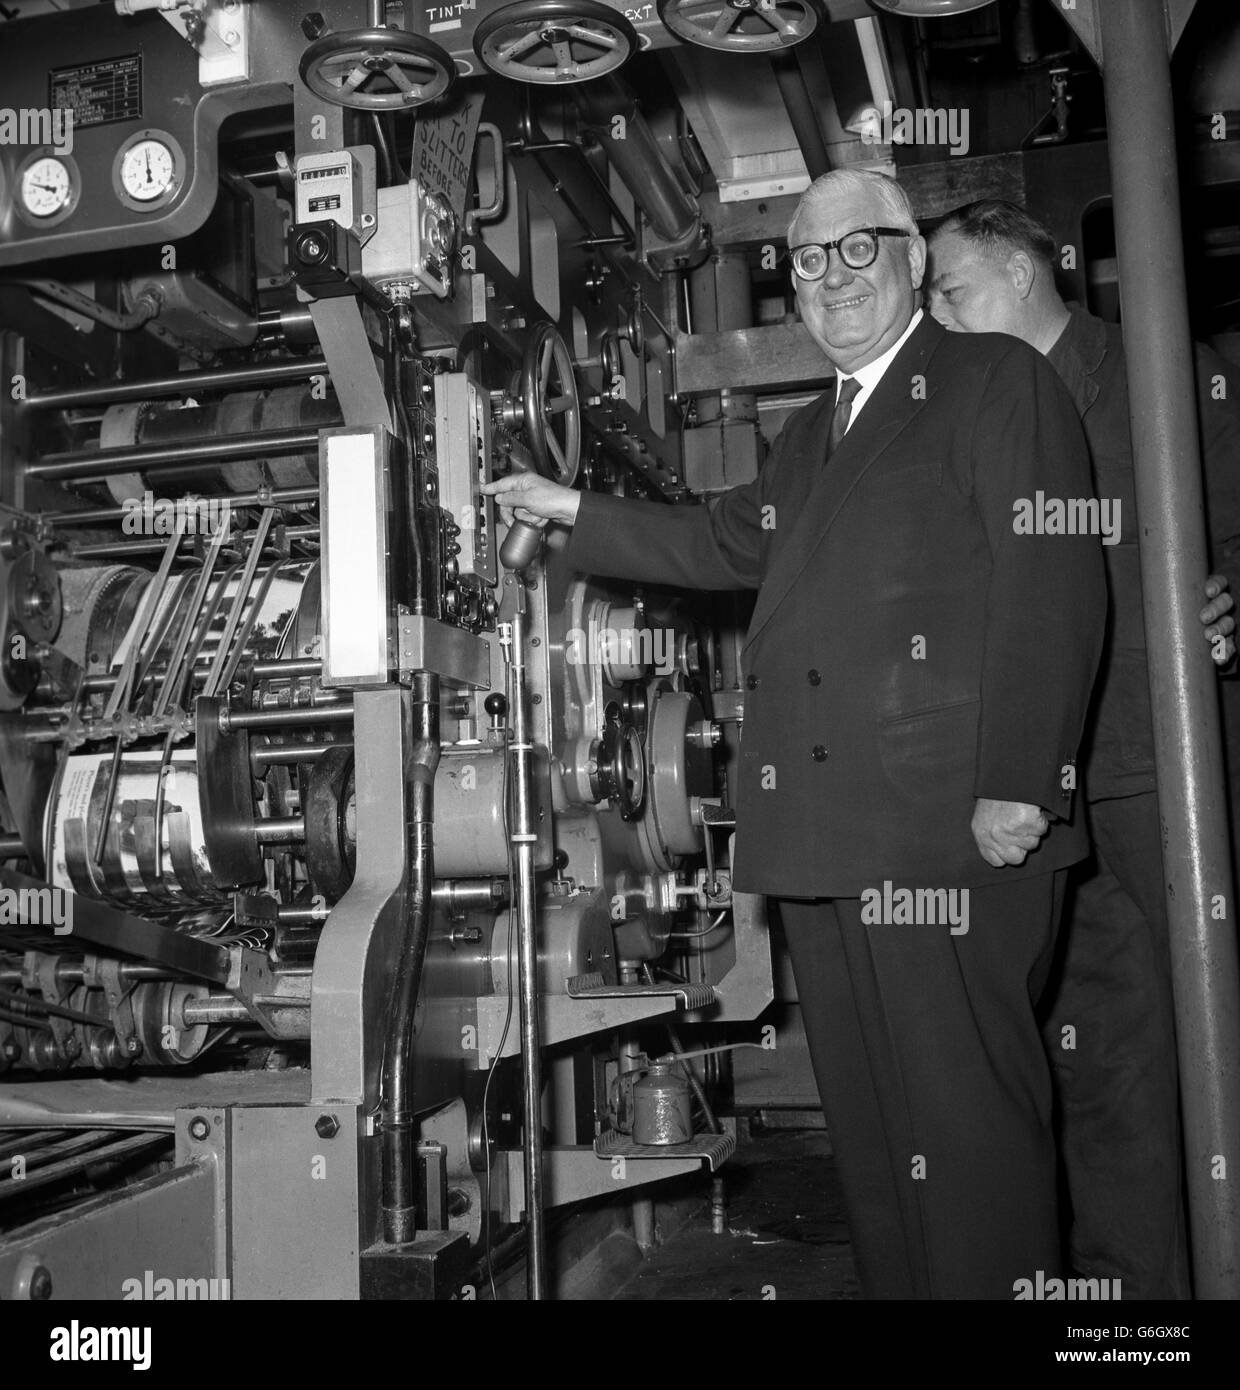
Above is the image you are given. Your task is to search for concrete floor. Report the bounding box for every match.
[613,1128,860,1301]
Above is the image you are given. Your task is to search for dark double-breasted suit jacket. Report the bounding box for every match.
[566,314,1106,898]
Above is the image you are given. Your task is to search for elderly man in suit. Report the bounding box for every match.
[486,169,1106,1299]
[926,198,1240,1298]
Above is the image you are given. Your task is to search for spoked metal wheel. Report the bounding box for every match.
[657,0,823,52]
[475,0,639,84]
[522,322,581,484]
[299,28,457,110]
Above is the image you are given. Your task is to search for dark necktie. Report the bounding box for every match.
[827,376,864,460]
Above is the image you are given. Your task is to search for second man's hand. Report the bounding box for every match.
[1201,573,1236,665]
[482,472,581,529]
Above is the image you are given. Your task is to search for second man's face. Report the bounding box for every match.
[926,229,1025,338]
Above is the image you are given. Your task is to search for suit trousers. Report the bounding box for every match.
[778,870,1067,1299]
[1039,791,1191,1298]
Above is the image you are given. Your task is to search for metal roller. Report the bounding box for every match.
[101,387,341,503]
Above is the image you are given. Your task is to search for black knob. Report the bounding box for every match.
[484,693,508,720]
[293,228,330,266]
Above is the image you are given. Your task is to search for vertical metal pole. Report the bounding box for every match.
[504,607,547,1298]
[1097,0,1240,1298]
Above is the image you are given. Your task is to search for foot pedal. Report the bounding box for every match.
[594,1128,735,1170]
[566,973,716,1010]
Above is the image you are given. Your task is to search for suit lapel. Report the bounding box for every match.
[744,315,946,652]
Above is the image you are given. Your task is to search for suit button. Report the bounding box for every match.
[811,745,828,762]
[807,669,821,686]
[746,675,759,690]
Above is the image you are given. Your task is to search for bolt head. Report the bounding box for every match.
[188,1115,211,1140]
[315,1113,340,1139]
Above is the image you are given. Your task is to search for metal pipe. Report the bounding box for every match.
[573,77,702,248]
[221,704,352,731]
[252,658,324,680]
[251,741,350,767]
[503,610,547,1298]
[256,306,318,348]
[1098,0,1240,1299]
[79,656,324,695]
[381,670,441,1245]
[0,834,26,859]
[632,1197,656,1252]
[44,487,320,527]
[431,878,507,910]
[254,816,306,845]
[181,993,307,1025]
[181,996,254,1025]
[0,964,174,985]
[26,429,324,482]
[275,904,328,924]
[772,53,831,180]
[22,358,329,412]
[71,526,319,560]
[12,279,160,332]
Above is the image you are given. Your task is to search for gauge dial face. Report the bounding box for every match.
[20,157,74,218]
[119,138,178,203]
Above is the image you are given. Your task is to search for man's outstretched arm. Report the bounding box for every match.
[483,467,768,592]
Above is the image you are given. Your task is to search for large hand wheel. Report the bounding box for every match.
[299,28,457,110]
[499,323,581,570]
[657,0,823,52]
[522,322,581,485]
[475,0,639,85]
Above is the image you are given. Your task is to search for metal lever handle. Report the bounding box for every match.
[464,123,506,236]
[499,519,544,572]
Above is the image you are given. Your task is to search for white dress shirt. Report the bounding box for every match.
[834,308,925,433]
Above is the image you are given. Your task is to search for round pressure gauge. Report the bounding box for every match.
[18,155,78,222]
[113,131,186,213]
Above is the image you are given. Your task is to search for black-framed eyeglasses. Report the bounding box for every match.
[789,227,911,280]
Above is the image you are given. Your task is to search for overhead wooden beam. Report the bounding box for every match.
[704,151,1027,248]
[675,323,832,396]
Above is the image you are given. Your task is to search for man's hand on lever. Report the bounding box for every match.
[972,798,1050,867]
[1201,573,1236,665]
[482,473,581,529]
